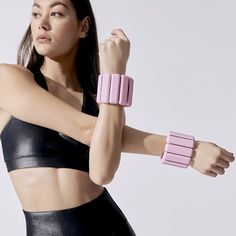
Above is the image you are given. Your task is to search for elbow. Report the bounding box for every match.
[89,171,115,186]
[88,140,121,185]
[89,153,120,185]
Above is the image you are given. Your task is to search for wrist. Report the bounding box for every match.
[189,140,199,167]
[100,103,123,112]
[98,104,124,127]
[100,66,126,75]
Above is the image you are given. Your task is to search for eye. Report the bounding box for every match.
[51,12,63,17]
[32,12,40,18]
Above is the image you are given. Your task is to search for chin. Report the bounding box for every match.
[35,48,58,58]
[34,43,76,59]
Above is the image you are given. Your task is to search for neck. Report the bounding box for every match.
[40,47,82,92]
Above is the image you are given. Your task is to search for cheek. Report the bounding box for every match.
[56,24,79,44]
[30,22,38,41]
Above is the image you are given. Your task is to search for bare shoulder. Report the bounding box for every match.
[0,63,34,79]
[0,64,36,111]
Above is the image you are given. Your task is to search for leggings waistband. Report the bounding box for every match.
[23,188,136,236]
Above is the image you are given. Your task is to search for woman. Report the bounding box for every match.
[0,0,234,235]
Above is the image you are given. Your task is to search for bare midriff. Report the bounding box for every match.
[1,79,103,213]
[9,168,104,212]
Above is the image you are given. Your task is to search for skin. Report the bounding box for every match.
[0,0,234,212]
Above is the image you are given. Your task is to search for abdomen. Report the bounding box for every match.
[9,167,103,212]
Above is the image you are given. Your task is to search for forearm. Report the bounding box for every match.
[89,105,124,184]
[122,126,166,157]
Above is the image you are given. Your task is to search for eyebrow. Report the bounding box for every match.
[32,1,69,10]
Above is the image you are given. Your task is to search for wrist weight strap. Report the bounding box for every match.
[161,131,195,168]
[96,74,134,107]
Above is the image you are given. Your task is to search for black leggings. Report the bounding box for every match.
[23,188,136,236]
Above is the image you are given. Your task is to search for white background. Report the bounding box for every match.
[0,0,236,235]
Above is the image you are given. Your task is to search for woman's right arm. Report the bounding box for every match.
[0,63,234,179]
[0,63,96,145]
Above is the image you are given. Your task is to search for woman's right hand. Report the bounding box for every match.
[190,141,235,177]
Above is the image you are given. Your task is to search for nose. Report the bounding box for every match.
[38,16,50,30]
[38,24,49,30]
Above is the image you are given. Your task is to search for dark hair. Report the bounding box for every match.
[17,0,100,94]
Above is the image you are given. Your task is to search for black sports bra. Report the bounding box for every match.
[0,69,99,173]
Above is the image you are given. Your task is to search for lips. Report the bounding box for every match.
[36,34,51,41]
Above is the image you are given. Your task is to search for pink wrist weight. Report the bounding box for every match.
[161,131,195,168]
[96,74,134,107]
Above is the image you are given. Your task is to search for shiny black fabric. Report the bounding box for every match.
[0,70,99,172]
[23,188,136,236]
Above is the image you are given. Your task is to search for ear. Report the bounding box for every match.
[78,16,91,39]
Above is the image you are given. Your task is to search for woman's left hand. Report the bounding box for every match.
[99,28,130,74]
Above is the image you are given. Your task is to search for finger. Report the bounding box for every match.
[108,35,120,44]
[100,39,115,48]
[212,143,233,155]
[221,148,234,156]
[104,38,114,44]
[111,28,129,41]
[211,166,225,175]
[221,152,235,163]
[99,42,105,48]
[98,42,106,52]
[205,171,217,177]
[215,158,230,169]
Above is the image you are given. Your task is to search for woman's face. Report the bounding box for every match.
[31,0,84,59]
